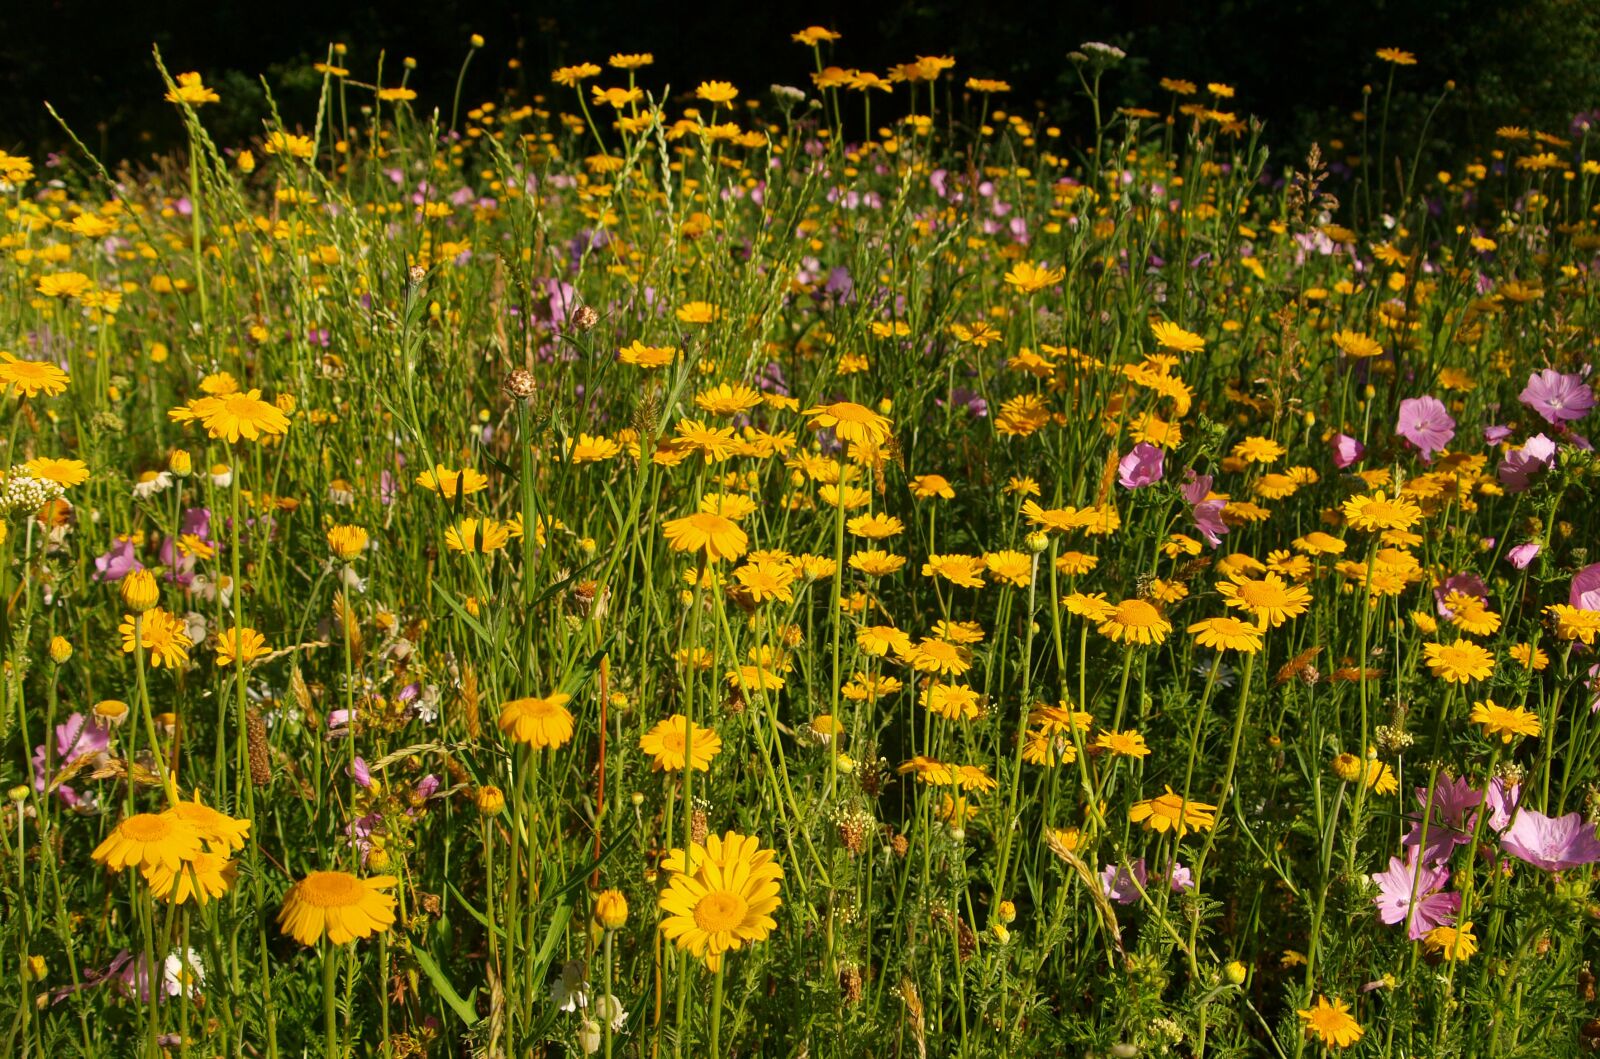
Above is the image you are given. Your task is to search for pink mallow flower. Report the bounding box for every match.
[1100,859,1148,904]
[1395,395,1456,460]
[1500,807,1600,871]
[1496,433,1557,492]
[1571,563,1600,611]
[1181,471,1229,549]
[1117,442,1165,489]
[1506,542,1541,569]
[1331,433,1365,468]
[1370,851,1460,939]
[1402,773,1482,867]
[1519,368,1595,425]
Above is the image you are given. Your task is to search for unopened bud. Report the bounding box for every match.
[120,569,160,613]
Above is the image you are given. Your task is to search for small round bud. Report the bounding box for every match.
[996,899,1016,924]
[1026,531,1050,554]
[120,569,160,613]
[504,368,537,400]
[366,847,392,870]
[7,784,30,804]
[168,448,193,477]
[475,785,506,816]
[992,922,1011,943]
[403,57,417,70]
[469,33,485,48]
[630,791,645,807]
[49,636,73,664]
[1224,960,1248,985]
[594,888,629,930]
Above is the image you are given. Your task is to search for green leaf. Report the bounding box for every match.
[412,946,480,1027]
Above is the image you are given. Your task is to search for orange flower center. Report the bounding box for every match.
[693,889,748,932]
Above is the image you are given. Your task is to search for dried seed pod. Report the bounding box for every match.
[246,709,272,787]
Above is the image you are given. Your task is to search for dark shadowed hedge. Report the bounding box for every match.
[3,0,1597,166]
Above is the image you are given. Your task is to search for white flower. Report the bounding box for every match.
[132,470,174,499]
[551,960,589,1013]
[209,465,233,488]
[162,949,204,999]
[189,574,234,608]
[1080,41,1127,64]
[592,993,628,1032]
[1,470,65,514]
[182,611,209,644]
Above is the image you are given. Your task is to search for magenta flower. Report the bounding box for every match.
[93,537,143,582]
[1572,564,1600,611]
[1331,433,1365,468]
[1500,807,1600,871]
[1519,368,1595,425]
[1117,442,1165,489]
[1100,859,1148,904]
[1180,471,1228,548]
[1396,395,1456,460]
[1402,773,1482,866]
[1506,542,1541,569]
[1433,572,1488,618]
[1497,433,1557,492]
[1485,779,1521,832]
[1483,424,1514,445]
[1370,851,1460,939]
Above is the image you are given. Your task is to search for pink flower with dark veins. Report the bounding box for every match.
[1519,368,1594,425]
[1500,807,1600,871]
[1370,851,1460,939]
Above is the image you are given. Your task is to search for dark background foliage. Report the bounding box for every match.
[2,0,1598,166]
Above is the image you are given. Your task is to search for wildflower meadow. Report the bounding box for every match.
[5,27,1600,1058]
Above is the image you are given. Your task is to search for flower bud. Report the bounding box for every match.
[168,448,193,477]
[49,636,72,664]
[594,888,629,930]
[1224,960,1248,985]
[120,568,160,612]
[504,368,537,400]
[996,899,1016,924]
[475,785,506,816]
